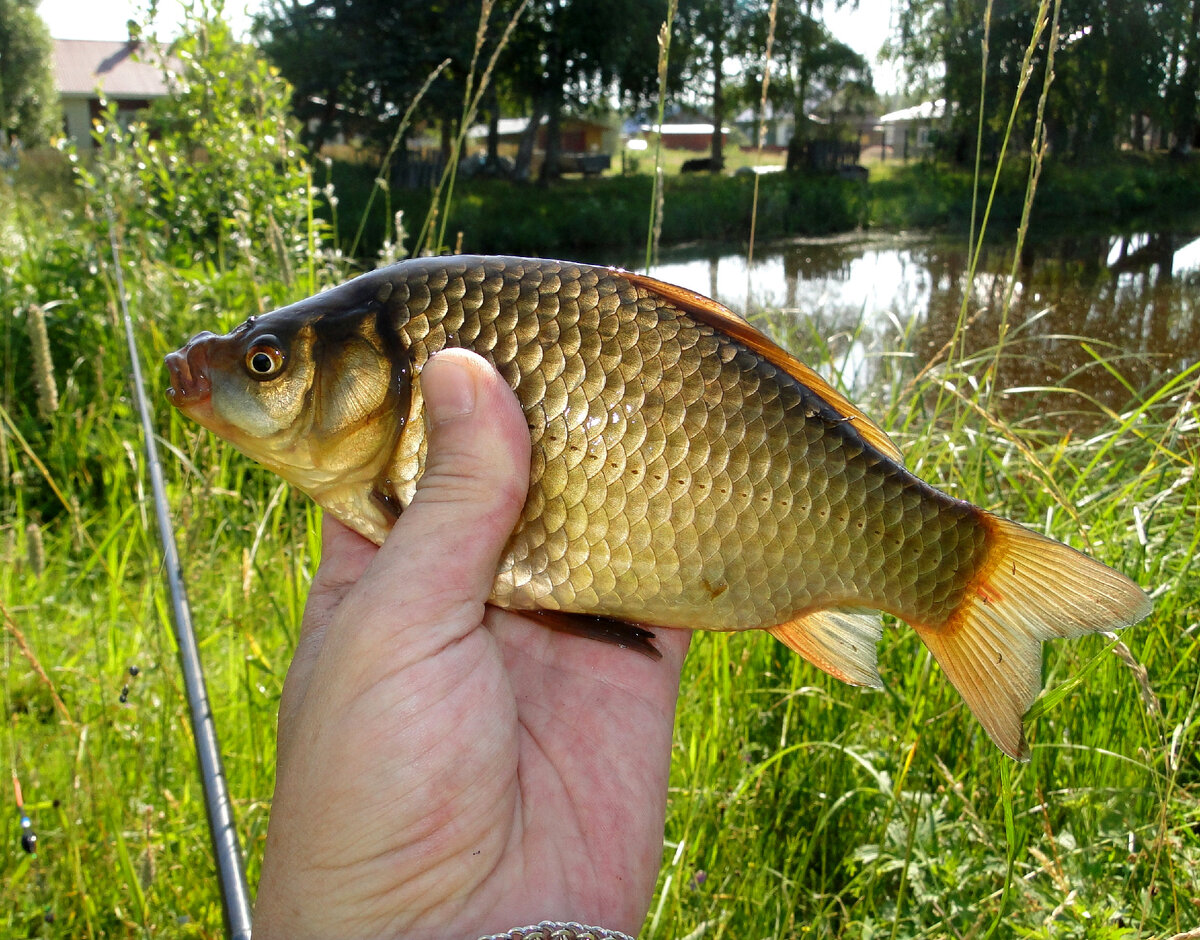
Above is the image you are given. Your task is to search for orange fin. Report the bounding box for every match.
[620,269,904,464]
[911,515,1153,761]
[515,608,663,660]
[768,608,884,688]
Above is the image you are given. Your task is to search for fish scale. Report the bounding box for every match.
[385,257,981,633]
[165,254,1152,758]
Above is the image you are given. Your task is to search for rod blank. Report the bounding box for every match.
[109,225,253,940]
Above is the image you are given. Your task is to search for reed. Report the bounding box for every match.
[645,0,677,272]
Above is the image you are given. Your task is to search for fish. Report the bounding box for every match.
[165,255,1152,760]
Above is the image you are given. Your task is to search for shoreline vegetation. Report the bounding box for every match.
[318,151,1200,260]
[11,144,1200,263]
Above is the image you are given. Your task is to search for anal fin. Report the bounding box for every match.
[514,609,663,660]
[768,608,884,688]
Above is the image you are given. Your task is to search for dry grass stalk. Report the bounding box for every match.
[1,598,77,728]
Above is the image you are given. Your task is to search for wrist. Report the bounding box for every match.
[476,923,637,940]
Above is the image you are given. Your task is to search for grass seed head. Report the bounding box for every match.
[27,303,60,420]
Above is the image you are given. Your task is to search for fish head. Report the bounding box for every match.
[166,295,412,540]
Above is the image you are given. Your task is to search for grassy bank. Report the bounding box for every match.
[324,151,1200,260]
[323,160,868,259]
[870,152,1200,235]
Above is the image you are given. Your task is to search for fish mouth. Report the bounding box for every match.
[165,333,216,407]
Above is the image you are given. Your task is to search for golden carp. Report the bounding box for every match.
[165,255,1151,759]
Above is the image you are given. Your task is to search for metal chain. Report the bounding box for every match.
[476,921,637,940]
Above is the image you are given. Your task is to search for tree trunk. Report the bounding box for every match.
[1172,0,1200,152]
[514,97,546,181]
[485,86,501,169]
[539,0,565,183]
[541,98,563,182]
[709,12,725,170]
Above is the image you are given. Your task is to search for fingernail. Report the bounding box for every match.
[422,351,478,424]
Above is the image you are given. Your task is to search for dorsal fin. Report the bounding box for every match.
[620,269,904,464]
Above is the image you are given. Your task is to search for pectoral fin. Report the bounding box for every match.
[514,608,663,659]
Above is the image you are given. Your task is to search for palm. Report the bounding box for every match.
[257,519,689,940]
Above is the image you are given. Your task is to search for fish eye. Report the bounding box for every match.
[245,341,286,379]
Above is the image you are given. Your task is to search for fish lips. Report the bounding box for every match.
[165,332,217,407]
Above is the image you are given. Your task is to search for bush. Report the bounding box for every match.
[73,8,324,277]
[0,3,335,523]
[320,166,868,260]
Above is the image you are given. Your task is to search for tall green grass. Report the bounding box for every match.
[3,6,1199,940]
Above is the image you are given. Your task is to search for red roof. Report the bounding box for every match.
[52,39,169,99]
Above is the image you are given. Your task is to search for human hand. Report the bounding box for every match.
[254,348,690,940]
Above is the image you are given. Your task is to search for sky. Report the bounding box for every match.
[39,0,901,93]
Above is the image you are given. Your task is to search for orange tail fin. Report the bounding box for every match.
[911,515,1152,760]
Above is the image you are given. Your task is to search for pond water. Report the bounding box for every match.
[619,228,1200,423]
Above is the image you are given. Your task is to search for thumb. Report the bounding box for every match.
[347,348,531,651]
[399,346,531,569]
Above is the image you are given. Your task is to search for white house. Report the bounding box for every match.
[877,98,946,160]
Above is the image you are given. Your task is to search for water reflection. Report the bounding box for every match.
[623,228,1200,423]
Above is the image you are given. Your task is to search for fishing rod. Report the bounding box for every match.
[108,220,254,940]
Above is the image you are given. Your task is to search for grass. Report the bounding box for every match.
[320,159,865,260]
[3,159,1198,937]
[868,153,1200,237]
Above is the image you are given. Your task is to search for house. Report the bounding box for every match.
[733,103,794,150]
[876,98,946,160]
[464,114,619,175]
[467,115,618,155]
[642,122,728,152]
[52,38,171,150]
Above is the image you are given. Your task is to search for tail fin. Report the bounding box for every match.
[911,515,1152,761]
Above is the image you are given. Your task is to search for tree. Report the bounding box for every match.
[256,0,486,157]
[1165,0,1200,151]
[746,0,871,143]
[674,0,748,169]
[672,0,872,167]
[0,0,60,147]
[256,0,663,181]
[891,0,1200,163]
[78,7,315,273]
[499,0,662,181]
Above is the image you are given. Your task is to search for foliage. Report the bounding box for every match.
[1,1,335,524]
[0,0,61,147]
[256,0,664,179]
[869,153,1200,233]
[75,5,322,278]
[891,0,1200,163]
[670,0,875,163]
[499,0,663,179]
[741,0,873,135]
[255,0,487,153]
[321,160,867,257]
